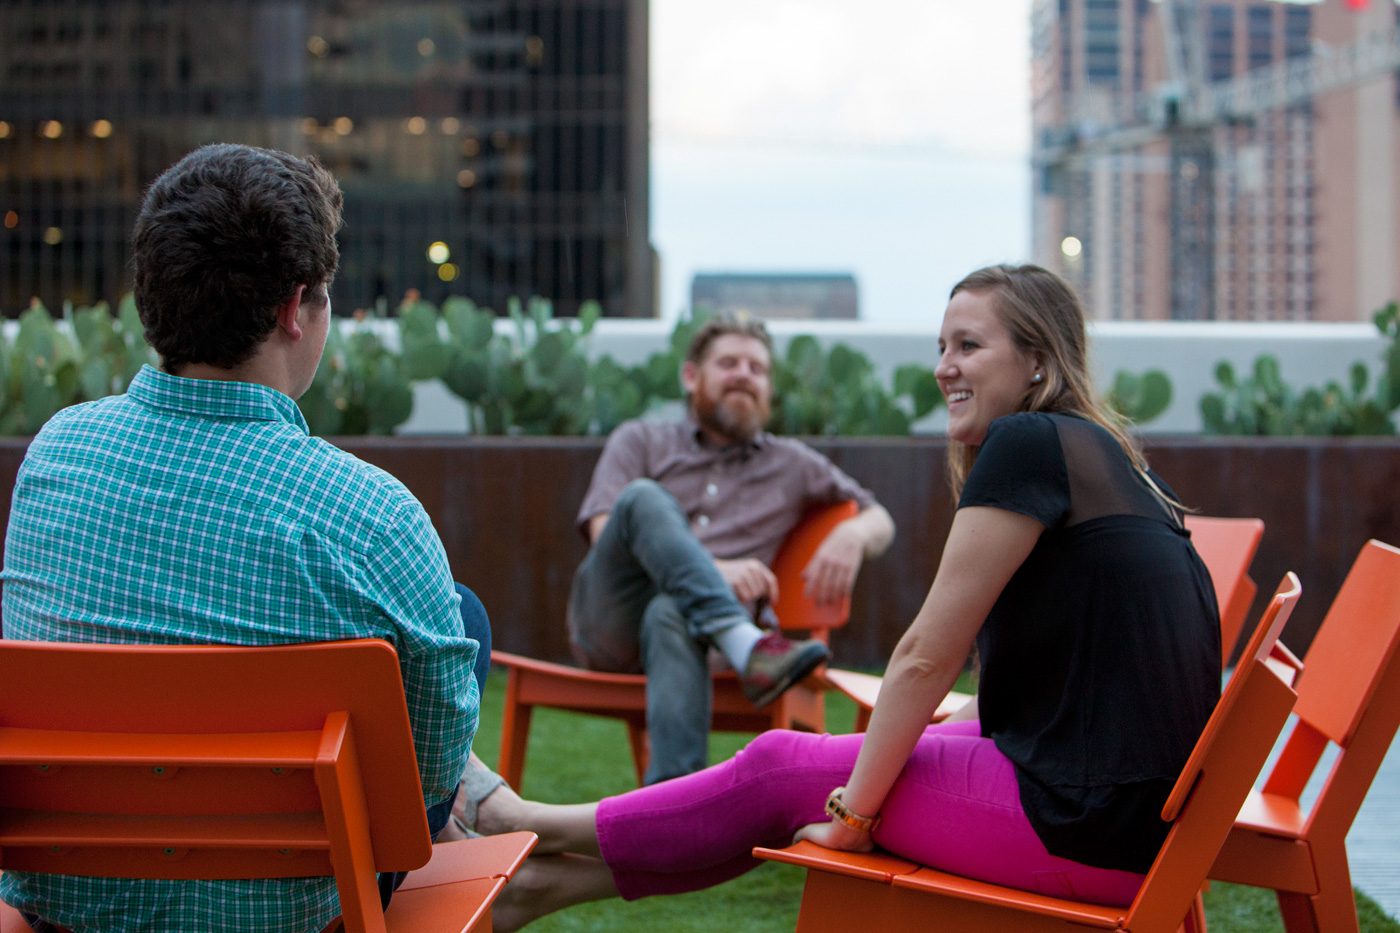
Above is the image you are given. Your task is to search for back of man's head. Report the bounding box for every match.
[133,144,343,373]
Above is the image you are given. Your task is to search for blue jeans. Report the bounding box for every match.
[567,480,752,784]
[380,581,493,906]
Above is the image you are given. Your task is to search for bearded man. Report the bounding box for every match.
[566,313,895,784]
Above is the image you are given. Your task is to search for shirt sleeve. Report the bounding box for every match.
[361,503,479,812]
[576,419,651,537]
[792,441,879,511]
[958,413,1071,529]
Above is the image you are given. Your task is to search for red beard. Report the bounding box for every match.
[692,384,770,443]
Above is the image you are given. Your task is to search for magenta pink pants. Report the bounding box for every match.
[595,721,1145,906]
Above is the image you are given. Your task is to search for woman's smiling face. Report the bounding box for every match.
[935,289,1042,446]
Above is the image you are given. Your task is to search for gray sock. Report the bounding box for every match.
[712,620,766,672]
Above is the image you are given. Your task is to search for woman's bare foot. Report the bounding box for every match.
[446,754,603,856]
[472,772,529,837]
[491,853,619,932]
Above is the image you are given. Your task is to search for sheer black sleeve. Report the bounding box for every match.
[957,413,1071,530]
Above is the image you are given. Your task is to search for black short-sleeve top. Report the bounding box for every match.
[959,412,1221,874]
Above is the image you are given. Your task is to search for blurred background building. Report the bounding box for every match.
[0,0,652,317]
[1032,0,1400,321]
[690,272,859,320]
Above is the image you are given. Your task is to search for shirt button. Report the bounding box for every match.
[697,515,710,527]
[706,483,718,496]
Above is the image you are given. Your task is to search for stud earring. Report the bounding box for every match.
[1032,372,1043,383]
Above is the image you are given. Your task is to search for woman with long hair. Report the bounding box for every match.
[464,264,1221,931]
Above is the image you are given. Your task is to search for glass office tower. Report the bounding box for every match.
[0,0,652,317]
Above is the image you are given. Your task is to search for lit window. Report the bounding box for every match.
[3,211,18,229]
[42,120,63,139]
[1061,236,1083,258]
[307,36,329,57]
[418,38,436,57]
[427,242,450,264]
[301,118,319,136]
[441,117,460,135]
[333,117,353,135]
[0,121,10,139]
[407,117,427,135]
[438,262,458,282]
[91,119,113,138]
[461,138,480,157]
[44,227,63,245]
[457,169,477,188]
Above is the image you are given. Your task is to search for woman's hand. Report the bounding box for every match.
[793,818,875,853]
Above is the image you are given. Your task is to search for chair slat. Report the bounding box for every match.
[0,725,325,767]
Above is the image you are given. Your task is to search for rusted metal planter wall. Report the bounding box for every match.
[0,436,1396,666]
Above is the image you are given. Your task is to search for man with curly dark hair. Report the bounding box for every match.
[131,143,344,375]
[0,144,487,933]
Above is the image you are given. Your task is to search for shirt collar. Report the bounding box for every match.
[126,365,309,433]
[684,410,767,453]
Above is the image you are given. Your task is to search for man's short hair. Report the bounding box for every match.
[132,144,343,372]
[685,311,774,366]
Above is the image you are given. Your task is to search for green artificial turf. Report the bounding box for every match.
[472,669,1399,932]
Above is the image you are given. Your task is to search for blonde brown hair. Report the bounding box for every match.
[945,264,1149,498]
[685,311,774,365]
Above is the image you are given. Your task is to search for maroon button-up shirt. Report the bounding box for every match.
[577,417,878,568]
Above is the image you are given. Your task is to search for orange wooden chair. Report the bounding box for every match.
[815,668,970,733]
[491,500,859,788]
[755,573,1304,933]
[1207,539,1400,933]
[1182,515,1265,664]
[0,639,536,933]
[824,515,1266,732]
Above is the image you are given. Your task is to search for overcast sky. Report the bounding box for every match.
[650,0,1034,325]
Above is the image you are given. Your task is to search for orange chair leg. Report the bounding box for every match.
[1277,842,1358,933]
[625,718,649,786]
[498,668,533,790]
[1277,892,1324,933]
[1179,891,1207,933]
[773,683,825,733]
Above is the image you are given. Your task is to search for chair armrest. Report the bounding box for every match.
[397,832,538,891]
[753,841,919,882]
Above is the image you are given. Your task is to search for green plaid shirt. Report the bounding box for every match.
[0,365,479,933]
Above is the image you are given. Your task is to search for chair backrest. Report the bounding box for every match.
[1262,539,1400,837]
[770,500,860,634]
[1125,573,1302,929]
[1183,515,1265,665]
[0,639,432,933]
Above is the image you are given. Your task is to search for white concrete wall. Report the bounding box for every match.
[19,315,1387,435]
[390,318,1389,435]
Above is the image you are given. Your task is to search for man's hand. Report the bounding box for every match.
[800,505,895,606]
[801,522,865,606]
[793,818,875,853]
[714,557,779,604]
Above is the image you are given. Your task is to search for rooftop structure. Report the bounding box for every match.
[690,273,860,321]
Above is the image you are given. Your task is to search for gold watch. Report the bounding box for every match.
[825,786,880,833]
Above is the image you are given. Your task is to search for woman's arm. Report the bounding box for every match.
[796,505,1043,851]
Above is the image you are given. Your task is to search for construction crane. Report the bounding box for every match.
[1035,0,1400,318]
